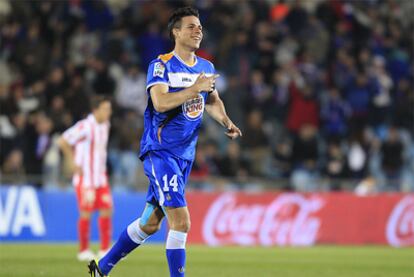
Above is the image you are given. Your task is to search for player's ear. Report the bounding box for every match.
[173,28,179,40]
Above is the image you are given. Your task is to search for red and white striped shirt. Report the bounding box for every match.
[62,114,110,188]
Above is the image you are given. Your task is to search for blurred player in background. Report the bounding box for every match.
[89,6,242,277]
[58,96,113,262]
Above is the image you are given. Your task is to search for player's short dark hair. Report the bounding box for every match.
[168,7,199,42]
[90,95,111,110]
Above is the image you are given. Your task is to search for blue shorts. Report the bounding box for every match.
[143,150,193,208]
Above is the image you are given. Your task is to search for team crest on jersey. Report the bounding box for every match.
[153,62,165,77]
[182,94,204,121]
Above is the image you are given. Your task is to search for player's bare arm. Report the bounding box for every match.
[150,73,218,113]
[205,90,242,140]
[57,136,82,175]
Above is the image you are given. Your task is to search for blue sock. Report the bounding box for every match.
[166,230,187,277]
[166,249,186,276]
[99,218,149,275]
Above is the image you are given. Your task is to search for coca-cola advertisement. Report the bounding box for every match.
[187,192,414,247]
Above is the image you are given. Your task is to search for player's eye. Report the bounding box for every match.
[188,25,202,31]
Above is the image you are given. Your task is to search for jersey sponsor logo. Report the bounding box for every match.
[182,94,204,121]
[202,193,324,246]
[386,195,414,247]
[168,72,213,88]
[153,62,165,78]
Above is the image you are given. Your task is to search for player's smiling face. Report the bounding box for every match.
[175,16,203,50]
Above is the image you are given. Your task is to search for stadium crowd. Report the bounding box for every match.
[0,0,413,192]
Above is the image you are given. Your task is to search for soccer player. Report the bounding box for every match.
[88,7,242,277]
[58,96,113,262]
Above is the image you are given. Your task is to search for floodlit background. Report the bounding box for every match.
[0,0,413,276]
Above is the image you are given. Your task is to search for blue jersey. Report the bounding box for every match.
[139,52,215,162]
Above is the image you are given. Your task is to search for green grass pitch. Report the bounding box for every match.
[0,244,413,276]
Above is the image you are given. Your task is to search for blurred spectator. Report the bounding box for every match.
[270,138,292,178]
[241,110,270,176]
[285,0,308,38]
[69,23,99,66]
[221,75,247,131]
[24,112,53,188]
[0,112,26,166]
[393,78,414,135]
[0,84,18,116]
[82,1,114,31]
[291,124,319,170]
[1,149,25,184]
[320,87,351,139]
[190,144,212,187]
[286,80,319,133]
[380,126,404,190]
[115,64,147,116]
[43,66,66,107]
[345,129,371,180]
[47,96,72,133]
[246,70,272,118]
[12,21,48,84]
[137,22,170,70]
[64,74,90,122]
[331,49,356,92]
[220,29,253,84]
[90,57,116,96]
[203,140,221,176]
[109,111,142,189]
[270,69,290,121]
[218,141,251,183]
[301,15,329,65]
[290,124,319,191]
[323,140,346,191]
[345,73,377,128]
[370,56,393,126]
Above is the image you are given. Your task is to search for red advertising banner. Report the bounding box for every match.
[186,192,414,247]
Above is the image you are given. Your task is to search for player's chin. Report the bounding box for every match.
[192,42,201,50]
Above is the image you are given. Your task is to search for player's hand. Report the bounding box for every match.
[69,161,83,175]
[224,119,242,140]
[192,72,219,93]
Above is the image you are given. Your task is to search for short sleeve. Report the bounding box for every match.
[146,59,169,94]
[210,62,216,74]
[62,121,89,145]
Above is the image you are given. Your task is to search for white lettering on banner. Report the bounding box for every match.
[386,196,414,247]
[202,193,324,246]
[0,187,18,235]
[0,187,46,237]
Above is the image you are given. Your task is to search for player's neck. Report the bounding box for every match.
[173,47,196,65]
[92,112,103,123]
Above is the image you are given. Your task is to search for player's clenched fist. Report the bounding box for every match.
[224,119,243,140]
[192,72,219,93]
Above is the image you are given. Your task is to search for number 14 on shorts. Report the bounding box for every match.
[162,174,178,192]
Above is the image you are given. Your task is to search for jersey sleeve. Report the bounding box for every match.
[62,121,89,145]
[146,59,169,94]
[210,61,216,74]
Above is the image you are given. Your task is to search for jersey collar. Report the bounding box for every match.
[173,51,198,67]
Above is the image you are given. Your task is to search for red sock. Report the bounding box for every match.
[99,216,112,250]
[78,217,90,252]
